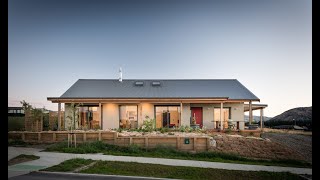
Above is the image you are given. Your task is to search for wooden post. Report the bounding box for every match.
[68,133,70,147]
[22,133,25,141]
[220,102,224,130]
[74,134,77,148]
[38,132,41,142]
[113,132,117,145]
[193,137,197,151]
[99,103,102,130]
[260,108,264,131]
[249,101,253,125]
[130,137,132,145]
[207,137,210,150]
[145,137,149,148]
[83,132,87,142]
[99,132,102,141]
[176,137,180,150]
[58,103,61,131]
[53,132,56,142]
[180,102,183,127]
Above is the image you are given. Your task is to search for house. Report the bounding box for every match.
[8,107,25,117]
[47,79,267,131]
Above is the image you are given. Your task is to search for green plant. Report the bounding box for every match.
[168,132,174,135]
[185,126,192,132]
[128,144,142,153]
[141,116,155,132]
[20,100,47,132]
[160,127,169,133]
[179,125,186,132]
[225,128,232,134]
[8,139,28,146]
[66,103,82,131]
[8,116,25,131]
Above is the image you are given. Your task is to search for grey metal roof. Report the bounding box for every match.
[59,79,259,100]
[60,79,259,101]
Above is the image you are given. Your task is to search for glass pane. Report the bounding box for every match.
[119,105,137,129]
[156,106,180,128]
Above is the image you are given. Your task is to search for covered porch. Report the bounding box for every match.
[244,103,268,130]
[48,97,258,131]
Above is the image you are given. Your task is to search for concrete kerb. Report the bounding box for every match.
[36,171,182,180]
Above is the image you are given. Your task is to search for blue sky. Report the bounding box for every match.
[8,0,311,117]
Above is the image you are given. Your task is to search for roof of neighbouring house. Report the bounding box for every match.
[54,79,259,101]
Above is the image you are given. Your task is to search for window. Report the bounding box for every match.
[155,106,180,128]
[214,108,231,129]
[119,105,138,129]
[77,106,100,129]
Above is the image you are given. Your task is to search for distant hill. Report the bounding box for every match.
[244,115,272,122]
[264,106,312,128]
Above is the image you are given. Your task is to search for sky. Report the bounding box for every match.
[8,0,312,117]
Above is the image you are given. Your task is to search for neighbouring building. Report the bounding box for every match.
[47,79,267,131]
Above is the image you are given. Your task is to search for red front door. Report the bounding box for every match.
[191,107,203,128]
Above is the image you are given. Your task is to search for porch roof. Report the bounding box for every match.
[244,104,268,111]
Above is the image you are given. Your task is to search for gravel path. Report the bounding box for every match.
[261,132,312,163]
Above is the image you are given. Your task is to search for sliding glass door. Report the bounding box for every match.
[155,106,180,128]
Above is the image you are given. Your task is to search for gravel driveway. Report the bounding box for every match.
[261,132,312,163]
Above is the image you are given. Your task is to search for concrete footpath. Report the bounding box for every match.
[8,147,312,179]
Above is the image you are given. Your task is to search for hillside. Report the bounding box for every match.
[244,115,272,122]
[265,106,312,128]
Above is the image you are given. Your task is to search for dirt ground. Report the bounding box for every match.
[261,132,312,163]
[208,133,307,162]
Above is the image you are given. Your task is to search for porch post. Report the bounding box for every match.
[58,102,61,131]
[180,102,183,127]
[220,102,223,130]
[99,102,102,130]
[249,101,253,125]
[260,108,264,130]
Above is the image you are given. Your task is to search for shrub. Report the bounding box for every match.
[141,116,155,132]
[179,125,186,132]
[128,144,142,153]
[225,128,232,134]
[160,127,169,133]
[8,116,25,131]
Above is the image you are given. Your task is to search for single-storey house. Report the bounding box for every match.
[47,79,267,131]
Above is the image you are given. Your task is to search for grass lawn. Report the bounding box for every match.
[8,154,40,166]
[42,158,304,180]
[44,141,311,168]
[43,158,95,172]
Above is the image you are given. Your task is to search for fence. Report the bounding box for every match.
[8,131,213,152]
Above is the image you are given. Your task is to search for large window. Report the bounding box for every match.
[78,106,100,129]
[119,105,138,129]
[155,106,180,128]
[214,108,231,129]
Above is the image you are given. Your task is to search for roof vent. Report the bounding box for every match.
[134,81,144,86]
[152,81,161,86]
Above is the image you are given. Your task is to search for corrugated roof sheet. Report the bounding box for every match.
[59,79,259,100]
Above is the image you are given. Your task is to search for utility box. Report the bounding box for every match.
[184,138,190,144]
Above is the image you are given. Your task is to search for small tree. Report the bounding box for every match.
[20,100,45,132]
[20,100,32,112]
[66,103,82,132]
[141,115,155,132]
